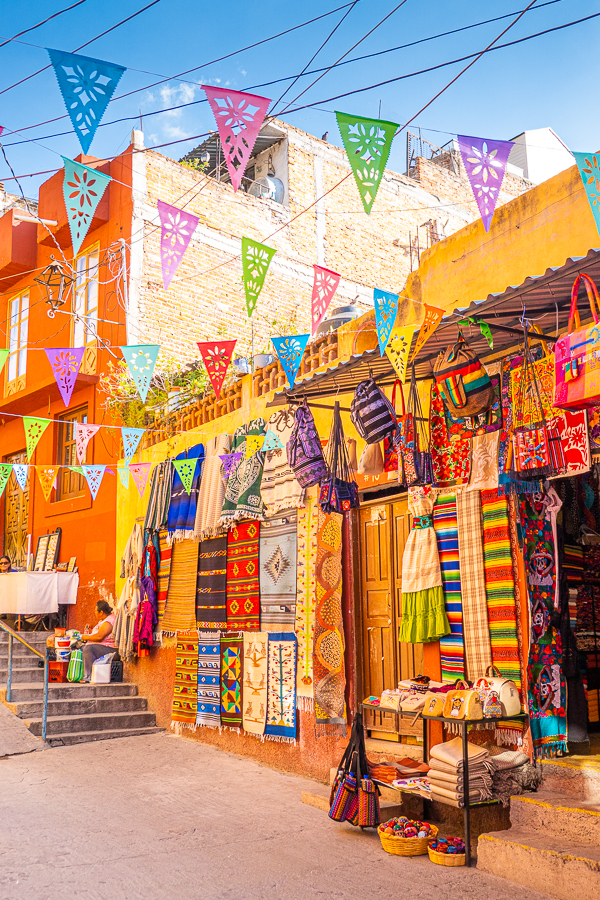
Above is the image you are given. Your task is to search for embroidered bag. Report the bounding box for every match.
[554,273,600,410]
[396,367,435,487]
[442,680,484,720]
[350,379,397,444]
[320,401,359,513]
[474,665,521,717]
[482,690,503,718]
[422,693,445,717]
[287,401,328,487]
[434,333,495,417]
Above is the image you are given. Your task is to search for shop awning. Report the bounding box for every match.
[267,248,600,406]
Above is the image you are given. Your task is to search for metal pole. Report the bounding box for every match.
[42,648,49,742]
[462,722,471,866]
[6,632,13,703]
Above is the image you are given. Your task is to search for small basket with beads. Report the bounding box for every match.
[378,817,438,856]
[428,837,466,866]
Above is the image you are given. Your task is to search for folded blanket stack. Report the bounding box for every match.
[488,748,543,807]
[428,737,493,808]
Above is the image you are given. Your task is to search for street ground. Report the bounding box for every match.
[0,732,554,900]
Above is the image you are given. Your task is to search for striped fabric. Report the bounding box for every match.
[433,493,465,682]
[481,489,521,688]
[456,490,492,680]
[157,529,172,627]
[162,539,199,635]
[563,544,583,631]
[171,633,198,726]
[350,380,396,444]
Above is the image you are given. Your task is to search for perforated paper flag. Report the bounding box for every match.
[574,152,600,238]
[220,452,242,478]
[82,465,106,500]
[242,237,276,317]
[157,200,199,290]
[386,326,415,383]
[374,289,398,355]
[120,345,160,402]
[37,466,60,501]
[62,157,111,256]
[311,265,341,334]
[0,464,12,499]
[262,430,283,451]
[45,347,85,408]
[336,111,398,214]
[203,86,271,192]
[246,435,264,458]
[410,304,444,362]
[13,465,28,491]
[68,465,83,476]
[0,349,8,376]
[23,417,51,460]
[130,462,152,497]
[48,49,125,154]
[457,135,514,232]
[272,334,310,389]
[197,340,237,399]
[75,422,100,464]
[173,458,197,494]
[117,466,130,489]
[121,427,145,467]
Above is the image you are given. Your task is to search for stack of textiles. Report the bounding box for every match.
[488,748,542,807]
[428,737,493,808]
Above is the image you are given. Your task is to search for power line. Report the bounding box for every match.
[0,0,89,51]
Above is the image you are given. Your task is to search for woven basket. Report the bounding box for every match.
[428,846,466,867]
[378,823,438,856]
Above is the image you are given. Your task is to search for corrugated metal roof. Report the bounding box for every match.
[180,124,285,185]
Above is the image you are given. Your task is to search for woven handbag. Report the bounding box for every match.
[395,368,435,487]
[351,379,397,444]
[442,680,483,720]
[383,381,405,471]
[555,273,600,410]
[287,401,329,488]
[434,333,495,417]
[320,401,359,513]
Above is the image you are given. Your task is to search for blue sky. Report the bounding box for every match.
[0,0,598,197]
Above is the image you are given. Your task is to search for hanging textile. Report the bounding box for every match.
[430,383,471,487]
[399,486,450,644]
[157,530,172,627]
[219,419,266,527]
[313,509,346,731]
[161,539,199,634]
[433,493,465,682]
[194,433,231,539]
[226,521,260,630]
[242,631,268,735]
[481,489,521,687]
[171,633,199,727]
[259,510,297,631]
[468,432,500,491]
[456,490,492,680]
[144,460,174,533]
[295,488,319,710]
[264,632,297,742]
[221,632,243,729]
[196,535,227,629]
[505,493,531,749]
[260,409,305,514]
[167,444,204,540]
[195,632,221,729]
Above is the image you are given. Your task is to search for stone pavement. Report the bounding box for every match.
[0,702,44,759]
[0,732,555,900]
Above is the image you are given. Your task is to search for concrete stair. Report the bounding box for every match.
[477,755,600,899]
[0,631,160,747]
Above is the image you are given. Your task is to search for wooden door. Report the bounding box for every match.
[4,450,29,567]
[359,502,396,700]
[392,499,424,679]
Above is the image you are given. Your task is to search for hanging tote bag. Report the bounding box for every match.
[383,382,406,472]
[434,333,495,417]
[287,401,328,487]
[319,401,359,513]
[554,273,600,410]
[396,367,435,487]
[350,379,397,444]
[67,648,84,683]
[358,441,385,476]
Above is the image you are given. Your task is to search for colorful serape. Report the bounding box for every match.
[456,490,492,680]
[196,631,221,728]
[430,383,471,487]
[171,633,198,726]
[221,632,243,728]
[433,493,465,682]
[157,529,172,627]
[226,520,260,630]
[481,489,521,688]
[243,631,268,735]
[264,632,297,742]
[196,535,227,628]
[295,488,318,709]
[144,460,174,533]
[162,539,199,634]
[314,510,346,730]
[259,511,297,631]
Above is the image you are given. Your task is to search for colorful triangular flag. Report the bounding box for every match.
[62,157,111,256]
[75,422,100,464]
[130,462,152,497]
[246,435,264,458]
[220,452,242,478]
[410,304,444,362]
[121,427,145,467]
[81,465,106,500]
[120,345,160,402]
[157,200,199,289]
[173,458,197,494]
[242,237,276,317]
[117,466,130,489]
[45,347,85,408]
[0,464,12,499]
[311,265,341,334]
[23,417,51,460]
[48,49,125,153]
[457,135,514,232]
[272,334,310,389]
[574,152,600,238]
[13,464,28,491]
[37,466,60,501]
[203,86,271,192]
[336,111,399,214]
[385,326,415,383]
[374,289,398,355]
[197,340,237,399]
[68,465,83,476]
[262,430,283,451]
[0,349,8,376]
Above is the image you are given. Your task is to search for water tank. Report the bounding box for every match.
[248,175,284,204]
[316,304,361,337]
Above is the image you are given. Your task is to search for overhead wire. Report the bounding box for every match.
[0,0,90,50]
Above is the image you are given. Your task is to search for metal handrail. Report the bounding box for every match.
[0,620,49,741]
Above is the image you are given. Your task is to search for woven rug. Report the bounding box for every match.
[221,632,243,728]
[219,419,266,526]
[162,539,199,634]
[456,490,492,680]
[226,521,260,630]
[171,633,198,727]
[242,631,268,735]
[433,493,465,682]
[264,632,297,742]
[314,509,346,730]
[194,433,230,539]
[481,489,521,687]
[295,489,319,710]
[195,631,221,728]
[196,535,227,628]
[167,444,204,540]
[157,529,172,627]
[259,511,297,631]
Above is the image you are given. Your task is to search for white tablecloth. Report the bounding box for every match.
[0,572,79,614]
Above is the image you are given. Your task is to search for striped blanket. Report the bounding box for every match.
[227,521,260,630]
[157,529,172,627]
[433,493,465,682]
[171,633,198,727]
[196,535,227,628]
[196,631,221,729]
[259,511,297,631]
[162,539,199,634]
[456,490,492,680]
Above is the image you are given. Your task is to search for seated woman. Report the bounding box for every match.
[80,600,117,682]
[0,555,13,573]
